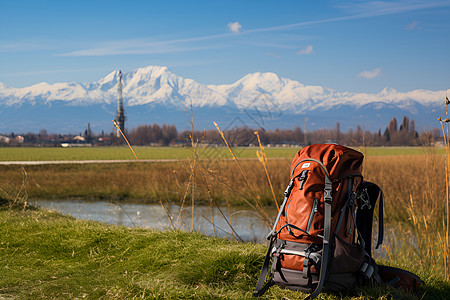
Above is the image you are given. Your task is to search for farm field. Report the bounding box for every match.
[0,146,444,161]
[0,146,294,161]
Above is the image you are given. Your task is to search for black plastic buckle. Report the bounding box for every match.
[324,181,332,204]
[298,170,309,190]
[349,191,356,207]
[284,179,294,197]
[324,191,332,204]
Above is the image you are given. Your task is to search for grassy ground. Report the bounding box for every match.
[0,146,444,161]
[1,145,449,298]
[0,146,300,161]
[1,206,448,299]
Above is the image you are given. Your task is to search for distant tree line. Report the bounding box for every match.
[128,124,178,146]
[126,115,438,147]
[0,115,441,147]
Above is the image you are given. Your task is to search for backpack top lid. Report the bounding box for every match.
[292,144,364,181]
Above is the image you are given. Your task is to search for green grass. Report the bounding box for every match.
[1,206,448,299]
[0,146,443,162]
[357,146,445,157]
[0,146,300,161]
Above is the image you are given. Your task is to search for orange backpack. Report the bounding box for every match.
[253,144,408,299]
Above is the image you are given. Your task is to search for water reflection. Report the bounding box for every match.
[37,200,273,243]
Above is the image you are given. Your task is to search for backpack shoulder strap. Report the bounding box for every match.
[307,174,333,300]
[375,184,384,249]
[356,181,384,253]
[253,237,275,297]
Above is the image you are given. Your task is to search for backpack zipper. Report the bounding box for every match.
[306,198,319,233]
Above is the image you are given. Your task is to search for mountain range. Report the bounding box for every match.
[0,65,447,134]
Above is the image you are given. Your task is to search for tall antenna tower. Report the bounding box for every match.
[115,70,125,137]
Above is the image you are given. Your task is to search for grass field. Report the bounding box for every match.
[0,146,297,161]
[1,145,449,297]
[0,146,445,161]
[1,207,448,299]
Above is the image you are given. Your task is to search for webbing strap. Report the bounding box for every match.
[253,238,275,297]
[303,257,309,279]
[287,159,330,238]
[307,176,333,300]
[359,258,383,286]
[375,187,384,249]
[387,276,401,286]
[291,158,331,179]
[298,170,309,190]
[266,177,295,239]
[286,170,308,234]
[276,223,310,237]
[252,279,273,297]
[334,176,354,236]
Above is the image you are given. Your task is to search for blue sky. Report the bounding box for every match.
[1,0,449,93]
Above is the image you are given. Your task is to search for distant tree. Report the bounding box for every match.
[39,129,48,137]
[410,119,416,136]
[384,128,390,142]
[293,126,303,143]
[161,124,178,146]
[335,122,341,142]
[400,116,409,132]
[388,117,397,133]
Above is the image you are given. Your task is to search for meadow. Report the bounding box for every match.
[1,145,449,298]
[0,145,443,161]
[0,146,299,161]
[3,207,448,299]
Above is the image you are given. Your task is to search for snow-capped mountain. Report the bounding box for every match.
[1,66,228,107]
[0,65,447,133]
[210,72,445,112]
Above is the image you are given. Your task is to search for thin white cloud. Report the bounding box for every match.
[336,0,447,15]
[357,68,382,79]
[240,41,296,49]
[60,40,224,57]
[243,0,449,34]
[266,52,280,59]
[6,68,114,77]
[0,40,57,53]
[405,20,418,30]
[296,45,313,55]
[227,21,242,33]
[57,0,449,57]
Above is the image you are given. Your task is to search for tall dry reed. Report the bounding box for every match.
[255,131,279,211]
[0,165,28,210]
[214,122,271,228]
[438,94,450,280]
[363,150,446,275]
[114,118,174,230]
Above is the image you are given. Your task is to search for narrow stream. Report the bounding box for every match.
[37,200,273,243]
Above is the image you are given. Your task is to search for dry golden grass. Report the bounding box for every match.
[362,151,446,275]
[364,152,445,224]
[0,153,446,219]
